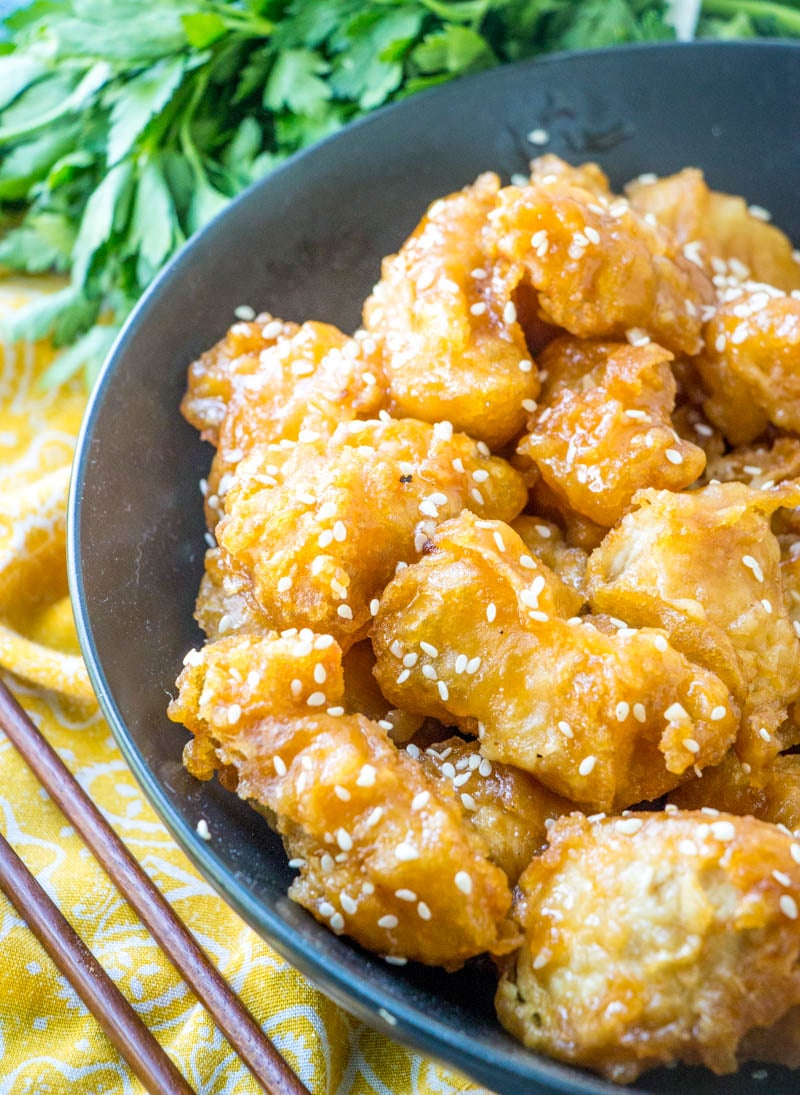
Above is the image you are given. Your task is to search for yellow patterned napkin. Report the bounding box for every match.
[0,279,487,1094]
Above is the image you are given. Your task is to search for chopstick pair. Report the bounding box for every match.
[0,678,311,1095]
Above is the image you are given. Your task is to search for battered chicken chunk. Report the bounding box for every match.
[528,154,611,198]
[487,178,713,356]
[587,481,800,774]
[373,512,736,811]
[418,736,573,884]
[168,633,518,968]
[181,314,298,444]
[217,418,527,650]
[496,811,800,1083]
[363,173,538,450]
[517,337,706,527]
[695,287,800,444]
[669,751,800,831]
[205,322,385,524]
[194,546,271,640]
[510,515,588,600]
[702,434,800,490]
[627,167,800,292]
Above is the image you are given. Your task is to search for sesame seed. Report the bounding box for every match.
[396,889,417,902]
[330,912,345,932]
[319,901,336,918]
[759,727,772,743]
[355,764,376,788]
[227,704,242,725]
[584,226,600,244]
[503,301,517,325]
[378,1008,397,1026]
[337,604,353,620]
[742,555,764,582]
[419,500,439,518]
[288,857,306,869]
[340,894,358,915]
[333,520,347,542]
[679,840,698,856]
[397,669,411,685]
[557,720,574,739]
[527,127,549,145]
[615,702,630,722]
[532,952,550,970]
[520,554,536,569]
[626,327,650,347]
[752,1069,769,1081]
[405,743,420,759]
[522,398,537,412]
[470,488,484,506]
[624,408,649,421]
[664,702,689,721]
[781,894,799,920]
[665,448,683,465]
[633,703,646,724]
[314,664,327,685]
[455,871,473,895]
[470,302,487,316]
[710,705,727,721]
[773,870,792,887]
[307,692,326,707]
[421,665,437,680]
[654,636,668,652]
[683,738,700,754]
[461,792,477,811]
[486,603,497,623]
[395,841,419,861]
[614,817,643,835]
[710,821,736,841]
[273,756,287,776]
[493,531,506,553]
[471,267,487,279]
[578,756,596,777]
[420,641,438,658]
[748,204,771,222]
[337,828,353,851]
[473,469,490,484]
[451,457,465,473]
[417,902,432,920]
[531,229,548,248]
[694,422,713,437]
[318,529,334,548]
[519,359,533,372]
[441,762,456,780]
[761,598,773,614]
[417,267,435,290]
[466,656,482,674]
[378,915,398,929]
[321,853,335,872]
[366,807,383,828]
[792,844,800,865]
[411,791,430,810]
[701,807,720,816]
[455,654,468,674]
[196,819,211,841]
[478,758,492,777]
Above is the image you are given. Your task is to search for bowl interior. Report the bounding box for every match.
[70,41,800,1095]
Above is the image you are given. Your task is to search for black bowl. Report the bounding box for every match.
[69,41,800,1095]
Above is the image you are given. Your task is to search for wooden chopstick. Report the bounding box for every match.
[0,678,311,1095]
[0,829,195,1095]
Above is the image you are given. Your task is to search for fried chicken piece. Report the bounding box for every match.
[181,315,298,445]
[586,481,800,775]
[669,751,800,831]
[418,736,573,884]
[496,811,800,1083]
[517,338,706,527]
[510,515,588,600]
[695,288,800,444]
[487,178,713,356]
[372,512,736,811]
[168,633,518,969]
[205,322,385,524]
[627,167,800,292]
[363,174,538,450]
[529,154,611,198]
[703,435,800,490]
[217,418,527,651]
[194,546,272,640]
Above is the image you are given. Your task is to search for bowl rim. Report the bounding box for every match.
[68,37,800,1095]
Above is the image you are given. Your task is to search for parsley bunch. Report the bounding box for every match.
[0,0,793,384]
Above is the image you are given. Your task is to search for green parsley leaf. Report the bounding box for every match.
[264,47,331,116]
[71,160,134,285]
[106,57,187,165]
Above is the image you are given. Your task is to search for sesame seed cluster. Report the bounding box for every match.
[172,155,800,1082]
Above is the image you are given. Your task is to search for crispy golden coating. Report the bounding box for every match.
[487,178,712,356]
[363,174,538,450]
[194,546,271,640]
[205,322,385,524]
[510,515,588,600]
[418,736,573,884]
[517,338,705,527]
[627,167,800,292]
[529,154,611,198]
[217,418,526,650]
[496,811,800,1083]
[703,434,800,490]
[695,288,800,444]
[373,512,736,811]
[168,634,517,968]
[669,751,800,831]
[587,481,800,775]
[181,315,299,445]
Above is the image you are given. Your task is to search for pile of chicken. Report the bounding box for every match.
[169,157,800,1084]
